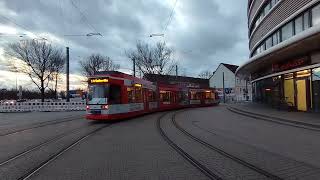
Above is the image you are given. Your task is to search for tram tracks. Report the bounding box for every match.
[157,112,221,180]
[0,115,83,136]
[227,106,320,132]
[158,111,283,180]
[0,123,95,167]
[0,122,112,180]
[20,123,112,180]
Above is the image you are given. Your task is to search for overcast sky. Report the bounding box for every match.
[0,0,249,90]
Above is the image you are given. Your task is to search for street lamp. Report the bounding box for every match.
[0,33,26,37]
[86,32,102,37]
[63,32,102,102]
[149,33,164,37]
[64,32,103,37]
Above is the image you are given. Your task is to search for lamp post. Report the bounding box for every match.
[149,33,164,37]
[63,32,102,101]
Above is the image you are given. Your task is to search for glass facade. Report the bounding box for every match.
[295,16,303,34]
[251,3,320,57]
[253,67,320,112]
[312,68,320,112]
[250,0,280,34]
[281,22,293,41]
[312,4,320,26]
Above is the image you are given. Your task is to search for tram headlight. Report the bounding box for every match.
[102,105,109,110]
[86,105,90,110]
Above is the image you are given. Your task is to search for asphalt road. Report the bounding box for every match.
[0,106,320,180]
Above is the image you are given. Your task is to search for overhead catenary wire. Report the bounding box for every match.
[69,0,100,35]
[163,0,178,33]
[0,15,44,40]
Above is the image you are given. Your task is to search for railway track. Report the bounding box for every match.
[158,111,284,180]
[3,122,112,180]
[227,106,320,132]
[0,122,96,167]
[157,112,222,180]
[172,111,283,180]
[0,115,83,136]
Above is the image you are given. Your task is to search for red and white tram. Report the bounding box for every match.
[86,71,219,121]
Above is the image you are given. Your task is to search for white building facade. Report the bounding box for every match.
[235,77,252,102]
[209,63,252,102]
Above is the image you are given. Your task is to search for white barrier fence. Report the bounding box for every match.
[0,101,86,112]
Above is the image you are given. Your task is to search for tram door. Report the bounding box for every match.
[144,89,149,111]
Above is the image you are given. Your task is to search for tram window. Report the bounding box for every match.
[109,85,121,104]
[148,90,156,102]
[160,91,171,103]
[190,91,201,100]
[134,87,143,103]
[127,87,134,103]
[205,92,214,99]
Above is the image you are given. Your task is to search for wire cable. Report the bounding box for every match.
[69,0,100,34]
[163,0,178,33]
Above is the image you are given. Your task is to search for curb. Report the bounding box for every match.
[227,106,320,131]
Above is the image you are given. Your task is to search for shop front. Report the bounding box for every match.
[252,56,320,112]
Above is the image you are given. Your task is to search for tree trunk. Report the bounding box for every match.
[54,73,58,99]
[41,80,45,102]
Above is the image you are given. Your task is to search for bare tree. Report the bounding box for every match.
[126,41,175,76]
[198,70,213,79]
[79,54,120,76]
[50,52,65,99]
[6,40,64,102]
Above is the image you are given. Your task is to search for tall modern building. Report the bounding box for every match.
[237,0,320,112]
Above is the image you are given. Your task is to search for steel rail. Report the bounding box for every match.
[172,111,283,180]
[157,112,222,180]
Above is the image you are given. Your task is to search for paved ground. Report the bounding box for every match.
[229,103,320,125]
[0,106,320,179]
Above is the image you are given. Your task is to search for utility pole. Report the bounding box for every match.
[222,72,226,103]
[175,65,178,78]
[133,59,136,77]
[66,47,70,102]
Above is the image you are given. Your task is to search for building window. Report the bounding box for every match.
[272,31,280,46]
[304,11,311,30]
[266,36,272,49]
[281,21,293,41]
[294,15,303,34]
[251,0,280,35]
[264,2,271,14]
[312,4,320,26]
[271,0,277,7]
[312,68,320,112]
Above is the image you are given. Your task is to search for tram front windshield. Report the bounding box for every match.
[88,84,109,104]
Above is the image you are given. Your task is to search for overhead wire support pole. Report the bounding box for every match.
[223,72,225,103]
[133,58,136,77]
[66,47,70,102]
[176,65,178,79]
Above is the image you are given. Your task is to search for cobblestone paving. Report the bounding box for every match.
[30,113,209,180]
[160,112,270,180]
[1,107,319,179]
[175,106,320,179]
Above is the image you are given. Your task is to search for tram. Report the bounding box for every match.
[86,71,219,121]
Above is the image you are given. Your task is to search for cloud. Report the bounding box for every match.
[0,0,249,88]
